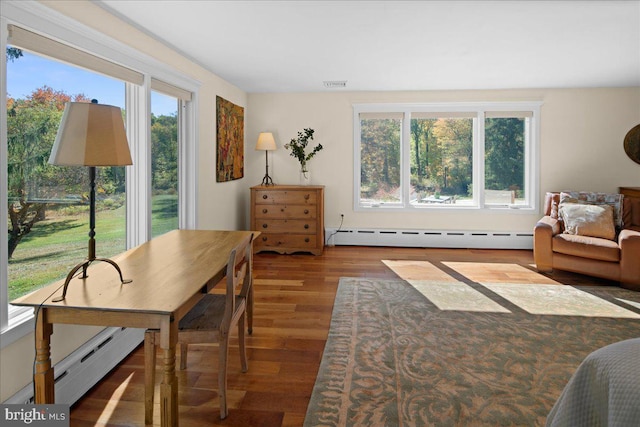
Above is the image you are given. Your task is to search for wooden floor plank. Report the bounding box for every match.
[70,245,613,426]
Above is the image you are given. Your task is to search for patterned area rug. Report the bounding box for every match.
[304,278,640,426]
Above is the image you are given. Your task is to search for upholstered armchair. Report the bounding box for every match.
[534,191,640,290]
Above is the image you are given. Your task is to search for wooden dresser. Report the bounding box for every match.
[251,185,324,255]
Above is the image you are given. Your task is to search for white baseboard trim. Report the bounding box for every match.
[5,326,144,405]
[326,227,533,250]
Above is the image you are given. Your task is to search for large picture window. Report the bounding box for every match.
[354,103,541,211]
[1,5,198,342]
[6,50,127,302]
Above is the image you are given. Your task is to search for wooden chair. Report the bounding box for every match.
[144,232,254,422]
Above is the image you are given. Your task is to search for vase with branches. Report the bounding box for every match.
[284,128,322,183]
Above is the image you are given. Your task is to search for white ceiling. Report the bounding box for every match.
[97,0,640,93]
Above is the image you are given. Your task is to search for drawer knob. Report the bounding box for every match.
[262,236,267,242]
[262,208,268,214]
[262,224,268,229]
[305,238,310,243]
[304,224,309,229]
[262,194,268,199]
[304,209,309,214]
[304,194,310,200]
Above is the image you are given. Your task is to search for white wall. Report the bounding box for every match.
[247,88,640,232]
[1,0,249,402]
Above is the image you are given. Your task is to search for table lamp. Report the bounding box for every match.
[48,99,133,302]
[256,132,276,186]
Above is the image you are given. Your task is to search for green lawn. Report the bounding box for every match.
[151,194,179,238]
[8,195,177,301]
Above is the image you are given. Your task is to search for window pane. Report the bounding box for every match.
[411,117,473,205]
[7,49,126,300]
[359,116,402,206]
[151,91,179,238]
[484,117,526,205]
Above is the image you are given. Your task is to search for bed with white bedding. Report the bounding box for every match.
[546,337,640,427]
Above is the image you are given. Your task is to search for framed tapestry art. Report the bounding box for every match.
[216,96,244,182]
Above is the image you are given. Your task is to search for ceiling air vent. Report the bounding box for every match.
[323,80,347,88]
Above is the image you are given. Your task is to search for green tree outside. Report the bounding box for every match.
[6,80,179,299]
[485,118,525,196]
[361,114,525,203]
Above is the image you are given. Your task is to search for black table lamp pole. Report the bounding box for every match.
[52,167,131,302]
[261,150,274,185]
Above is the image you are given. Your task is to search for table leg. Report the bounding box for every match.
[159,318,178,427]
[144,331,156,425]
[34,308,55,403]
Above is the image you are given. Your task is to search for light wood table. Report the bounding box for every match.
[12,229,256,427]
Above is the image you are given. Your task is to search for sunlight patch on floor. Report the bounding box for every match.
[382,260,458,282]
[409,280,511,313]
[443,262,561,284]
[481,283,640,318]
[615,298,640,311]
[384,260,640,317]
[98,372,135,424]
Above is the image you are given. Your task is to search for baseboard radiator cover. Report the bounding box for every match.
[326,227,533,250]
[5,326,144,405]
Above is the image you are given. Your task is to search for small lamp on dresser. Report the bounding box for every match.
[256,132,276,186]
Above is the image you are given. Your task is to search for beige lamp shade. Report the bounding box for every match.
[49,101,132,166]
[255,132,276,151]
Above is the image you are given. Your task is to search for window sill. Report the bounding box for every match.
[356,204,537,213]
[0,308,35,350]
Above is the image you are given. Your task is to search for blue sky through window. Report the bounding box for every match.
[7,50,177,116]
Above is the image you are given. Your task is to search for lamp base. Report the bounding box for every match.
[52,257,132,302]
[261,174,274,186]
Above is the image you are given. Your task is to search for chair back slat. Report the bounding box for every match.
[239,235,253,298]
[221,233,254,333]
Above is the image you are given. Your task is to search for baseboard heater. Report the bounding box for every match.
[325,227,533,250]
[5,326,144,405]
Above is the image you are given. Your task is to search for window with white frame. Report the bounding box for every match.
[5,48,128,303]
[354,103,541,211]
[150,78,194,239]
[1,4,198,341]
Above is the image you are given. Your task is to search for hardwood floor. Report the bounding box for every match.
[69,245,613,426]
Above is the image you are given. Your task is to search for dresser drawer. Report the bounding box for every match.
[254,204,317,219]
[254,189,317,205]
[255,233,318,251]
[256,219,317,234]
